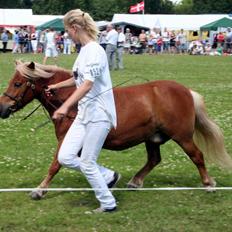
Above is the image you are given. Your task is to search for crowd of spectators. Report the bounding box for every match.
[1,26,232,59]
[99,26,232,57]
[0,26,76,55]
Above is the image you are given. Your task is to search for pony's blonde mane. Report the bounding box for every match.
[15,61,72,80]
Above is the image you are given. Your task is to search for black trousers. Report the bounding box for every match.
[2,42,7,53]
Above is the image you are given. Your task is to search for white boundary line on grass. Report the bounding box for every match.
[1,187,232,192]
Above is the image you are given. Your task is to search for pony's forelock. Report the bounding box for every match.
[15,61,71,80]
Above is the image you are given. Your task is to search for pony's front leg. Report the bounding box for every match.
[128,141,161,188]
[30,150,61,200]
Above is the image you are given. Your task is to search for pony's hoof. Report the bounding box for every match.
[205,178,217,193]
[127,183,138,189]
[30,189,46,200]
[127,181,142,189]
[205,185,216,193]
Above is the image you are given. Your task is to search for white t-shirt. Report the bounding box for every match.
[45,31,56,48]
[106,29,118,46]
[72,41,117,128]
[118,32,126,43]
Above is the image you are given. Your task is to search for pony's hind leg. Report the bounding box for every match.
[178,139,216,188]
[127,141,161,188]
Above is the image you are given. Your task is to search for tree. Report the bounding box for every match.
[0,0,21,8]
[192,0,232,14]
[174,0,193,14]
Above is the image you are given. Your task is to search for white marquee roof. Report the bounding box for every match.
[1,9,231,31]
[0,9,63,27]
[112,14,231,30]
[0,9,33,26]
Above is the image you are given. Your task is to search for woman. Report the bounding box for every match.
[46,9,120,213]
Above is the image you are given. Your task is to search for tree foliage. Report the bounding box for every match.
[192,0,232,14]
[0,0,231,20]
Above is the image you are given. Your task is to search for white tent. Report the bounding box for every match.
[0,9,63,28]
[0,9,33,27]
[112,14,231,31]
[32,15,63,27]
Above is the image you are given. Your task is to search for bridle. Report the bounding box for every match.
[3,79,36,111]
[3,77,74,123]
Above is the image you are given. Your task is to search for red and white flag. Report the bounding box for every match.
[129,1,145,13]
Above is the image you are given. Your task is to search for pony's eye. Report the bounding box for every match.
[14,82,22,88]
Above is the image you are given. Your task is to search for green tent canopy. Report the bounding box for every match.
[200,17,232,31]
[36,18,64,31]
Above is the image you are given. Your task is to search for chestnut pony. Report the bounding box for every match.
[0,61,231,199]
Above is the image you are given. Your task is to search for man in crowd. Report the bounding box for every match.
[1,29,8,53]
[105,24,118,70]
[116,27,125,70]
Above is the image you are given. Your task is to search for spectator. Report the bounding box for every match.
[43,28,58,65]
[176,29,187,54]
[147,33,154,55]
[63,30,72,54]
[204,43,212,55]
[38,31,46,53]
[170,30,176,54]
[31,30,38,54]
[116,27,125,69]
[18,28,26,53]
[150,28,159,54]
[225,27,232,53]
[156,35,163,54]
[99,30,107,50]
[212,33,218,49]
[105,24,118,70]
[124,28,132,54]
[217,32,225,47]
[12,30,19,54]
[1,29,9,53]
[162,27,170,53]
[138,29,147,53]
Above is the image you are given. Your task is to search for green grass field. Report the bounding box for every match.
[0,53,232,232]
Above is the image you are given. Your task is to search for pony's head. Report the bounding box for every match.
[0,60,60,118]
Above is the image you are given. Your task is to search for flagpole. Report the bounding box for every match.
[143,0,145,14]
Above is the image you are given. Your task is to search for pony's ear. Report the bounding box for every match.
[27,62,35,70]
[15,60,22,66]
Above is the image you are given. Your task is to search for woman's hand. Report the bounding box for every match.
[45,84,57,96]
[52,105,69,120]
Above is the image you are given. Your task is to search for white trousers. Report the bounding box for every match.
[63,42,71,55]
[58,119,116,209]
[116,46,124,69]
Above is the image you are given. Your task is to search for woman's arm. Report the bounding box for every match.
[46,77,76,95]
[54,77,76,89]
[52,80,93,120]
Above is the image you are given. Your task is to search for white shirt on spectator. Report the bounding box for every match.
[118,32,125,44]
[106,29,118,46]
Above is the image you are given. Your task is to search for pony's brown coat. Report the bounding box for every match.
[0,61,231,199]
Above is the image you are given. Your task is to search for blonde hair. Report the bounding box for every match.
[15,60,72,80]
[63,9,99,41]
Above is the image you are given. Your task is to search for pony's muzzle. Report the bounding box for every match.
[0,103,13,119]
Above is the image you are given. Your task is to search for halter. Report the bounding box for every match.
[3,80,36,111]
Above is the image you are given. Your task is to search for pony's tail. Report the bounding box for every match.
[191,90,232,169]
